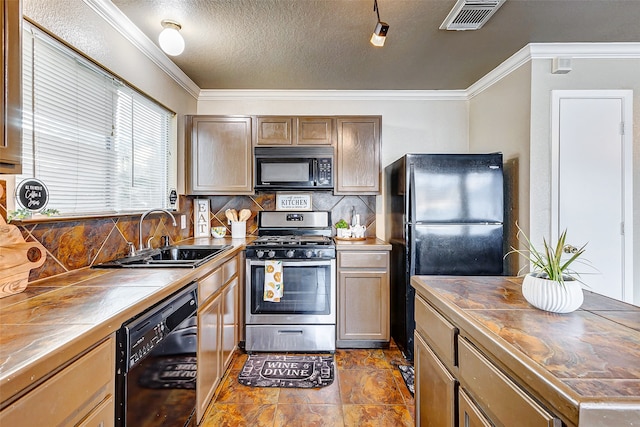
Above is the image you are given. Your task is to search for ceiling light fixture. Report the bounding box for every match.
[158,19,185,56]
[370,0,389,47]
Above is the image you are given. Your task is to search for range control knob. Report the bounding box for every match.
[305,250,313,258]
[267,250,276,258]
[285,250,295,258]
[256,250,264,258]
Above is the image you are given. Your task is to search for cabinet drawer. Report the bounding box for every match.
[222,257,238,283]
[458,338,560,427]
[78,395,115,427]
[0,337,115,426]
[338,251,388,269]
[415,294,458,368]
[200,266,223,303]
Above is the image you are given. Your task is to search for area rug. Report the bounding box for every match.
[138,356,197,389]
[238,354,334,388]
[398,364,414,396]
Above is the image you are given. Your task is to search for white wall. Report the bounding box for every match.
[529,57,640,304]
[23,0,198,194]
[197,94,470,239]
[468,63,532,274]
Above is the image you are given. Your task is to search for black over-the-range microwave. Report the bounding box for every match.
[254,146,333,190]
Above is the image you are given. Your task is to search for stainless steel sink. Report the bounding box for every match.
[93,245,232,268]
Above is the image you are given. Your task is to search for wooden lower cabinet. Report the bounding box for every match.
[459,388,492,427]
[196,255,240,423]
[415,332,456,427]
[0,336,115,426]
[414,292,561,427]
[336,250,389,347]
[197,291,223,422]
[221,277,239,371]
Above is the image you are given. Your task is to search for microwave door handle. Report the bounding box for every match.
[312,159,318,186]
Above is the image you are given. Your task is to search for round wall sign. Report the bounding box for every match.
[15,178,49,212]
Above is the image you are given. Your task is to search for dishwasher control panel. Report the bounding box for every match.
[117,282,198,372]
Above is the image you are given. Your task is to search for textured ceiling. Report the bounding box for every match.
[110,0,640,90]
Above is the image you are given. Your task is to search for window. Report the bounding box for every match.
[19,22,174,215]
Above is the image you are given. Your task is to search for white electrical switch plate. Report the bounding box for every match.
[181,214,186,229]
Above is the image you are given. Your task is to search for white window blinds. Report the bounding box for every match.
[20,23,171,215]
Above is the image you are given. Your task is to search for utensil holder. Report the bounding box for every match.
[231,221,246,239]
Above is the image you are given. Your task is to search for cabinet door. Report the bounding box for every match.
[297,117,334,145]
[458,388,492,427]
[338,270,389,341]
[255,116,295,145]
[0,338,115,426]
[221,277,239,372]
[335,117,381,194]
[0,0,22,174]
[186,116,252,194]
[196,293,222,423]
[415,332,456,427]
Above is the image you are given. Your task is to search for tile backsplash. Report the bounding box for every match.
[201,192,376,238]
[0,179,375,283]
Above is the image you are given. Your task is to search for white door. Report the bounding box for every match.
[551,90,633,303]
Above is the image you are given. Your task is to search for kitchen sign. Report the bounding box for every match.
[276,193,312,211]
[194,199,211,237]
[15,179,49,212]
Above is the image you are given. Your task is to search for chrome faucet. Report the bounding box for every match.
[139,209,177,251]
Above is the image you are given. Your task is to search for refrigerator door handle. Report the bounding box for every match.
[408,163,416,225]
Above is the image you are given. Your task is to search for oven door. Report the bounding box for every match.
[246,258,336,325]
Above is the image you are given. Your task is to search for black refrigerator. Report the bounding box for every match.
[385,153,504,361]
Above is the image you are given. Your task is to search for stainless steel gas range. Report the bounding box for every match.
[245,211,336,353]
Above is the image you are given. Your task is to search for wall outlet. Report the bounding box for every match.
[180,214,186,230]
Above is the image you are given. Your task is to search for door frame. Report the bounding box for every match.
[550,90,634,303]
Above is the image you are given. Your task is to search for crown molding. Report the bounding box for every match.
[82,0,200,99]
[467,42,640,99]
[198,89,468,102]
[528,42,640,58]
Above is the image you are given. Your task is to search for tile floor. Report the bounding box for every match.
[200,342,415,426]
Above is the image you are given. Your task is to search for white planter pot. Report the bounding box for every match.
[522,273,584,313]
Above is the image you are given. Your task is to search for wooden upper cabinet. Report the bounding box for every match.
[186,115,253,195]
[335,117,381,194]
[255,116,295,145]
[255,116,334,146]
[1,0,23,174]
[297,117,334,145]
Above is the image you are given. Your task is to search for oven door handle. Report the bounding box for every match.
[248,259,333,267]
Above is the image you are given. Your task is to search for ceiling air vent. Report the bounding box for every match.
[440,0,507,31]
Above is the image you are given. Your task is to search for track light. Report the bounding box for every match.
[370,0,389,47]
[159,19,185,56]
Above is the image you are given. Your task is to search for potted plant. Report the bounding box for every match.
[334,219,350,238]
[507,224,588,313]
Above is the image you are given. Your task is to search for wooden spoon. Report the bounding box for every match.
[224,209,236,223]
[238,209,251,222]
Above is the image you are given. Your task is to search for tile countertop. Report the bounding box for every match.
[0,237,246,406]
[411,275,640,426]
[334,237,391,251]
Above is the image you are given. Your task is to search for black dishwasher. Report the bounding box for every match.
[115,282,198,427]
